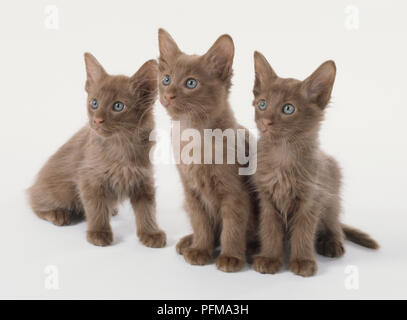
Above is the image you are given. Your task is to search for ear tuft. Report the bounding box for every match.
[130,59,158,106]
[84,52,107,91]
[203,34,235,82]
[303,60,336,109]
[158,28,181,63]
[253,51,277,96]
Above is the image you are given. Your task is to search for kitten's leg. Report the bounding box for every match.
[316,200,345,258]
[35,209,72,226]
[79,180,114,247]
[29,182,80,226]
[289,204,319,277]
[130,177,166,248]
[216,193,250,273]
[182,189,215,266]
[252,199,285,274]
[176,234,193,255]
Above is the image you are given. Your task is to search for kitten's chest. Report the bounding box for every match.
[256,162,304,216]
[104,161,148,193]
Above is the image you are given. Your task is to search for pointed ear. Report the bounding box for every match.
[130,59,158,106]
[302,60,336,109]
[158,28,181,63]
[202,34,234,81]
[84,52,107,91]
[253,51,277,96]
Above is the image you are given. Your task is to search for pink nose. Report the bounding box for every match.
[94,117,105,125]
[164,93,176,102]
[262,119,273,127]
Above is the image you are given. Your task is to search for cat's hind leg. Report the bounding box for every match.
[316,201,345,258]
[28,181,81,227]
[35,209,72,226]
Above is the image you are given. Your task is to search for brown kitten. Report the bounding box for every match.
[157,29,258,272]
[251,51,378,277]
[28,53,166,248]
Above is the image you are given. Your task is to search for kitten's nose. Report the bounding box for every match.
[164,93,176,102]
[262,119,273,127]
[94,117,105,125]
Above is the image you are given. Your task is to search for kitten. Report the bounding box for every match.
[28,53,166,248]
[157,29,258,272]
[251,51,378,277]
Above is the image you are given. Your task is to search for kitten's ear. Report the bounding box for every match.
[253,51,277,96]
[84,52,107,91]
[158,28,181,63]
[202,34,234,81]
[130,59,158,106]
[302,60,336,109]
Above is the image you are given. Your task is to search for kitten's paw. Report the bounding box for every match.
[252,256,283,274]
[138,231,166,248]
[289,259,317,277]
[216,255,244,273]
[37,209,72,226]
[87,231,113,247]
[183,248,212,266]
[112,208,119,216]
[176,234,193,255]
[316,237,345,258]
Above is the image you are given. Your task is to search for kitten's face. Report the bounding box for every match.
[252,51,336,141]
[84,53,157,138]
[157,29,234,122]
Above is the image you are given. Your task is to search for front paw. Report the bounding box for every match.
[139,231,167,248]
[289,259,317,277]
[176,234,193,255]
[183,248,212,266]
[252,256,283,274]
[216,255,244,273]
[87,231,113,247]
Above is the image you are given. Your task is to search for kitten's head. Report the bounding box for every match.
[84,53,158,138]
[157,29,234,121]
[252,51,336,141]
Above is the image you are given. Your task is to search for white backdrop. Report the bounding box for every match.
[0,0,406,299]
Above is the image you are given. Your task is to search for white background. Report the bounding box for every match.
[0,0,406,299]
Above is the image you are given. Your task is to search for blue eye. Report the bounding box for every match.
[282,104,295,115]
[185,78,198,89]
[90,98,98,109]
[162,75,171,86]
[113,101,125,112]
[257,99,267,111]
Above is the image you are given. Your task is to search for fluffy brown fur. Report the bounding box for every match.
[158,29,257,272]
[28,53,166,248]
[251,51,378,277]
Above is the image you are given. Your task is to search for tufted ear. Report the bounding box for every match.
[202,34,234,81]
[302,60,336,109]
[253,51,278,96]
[84,52,107,92]
[158,28,181,64]
[130,59,158,106]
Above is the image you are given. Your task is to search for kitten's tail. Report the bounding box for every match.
[341,224,379,249]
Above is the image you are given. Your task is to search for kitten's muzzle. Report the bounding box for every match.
[93,117,105,125]
[261,119,273,132]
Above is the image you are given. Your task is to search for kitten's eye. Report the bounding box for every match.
[162,75,171,86]
[257,99,267,111]
[282,104,296,115]
[113,101,125,112]
[185,78,198,89]
[90,98,98,109]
